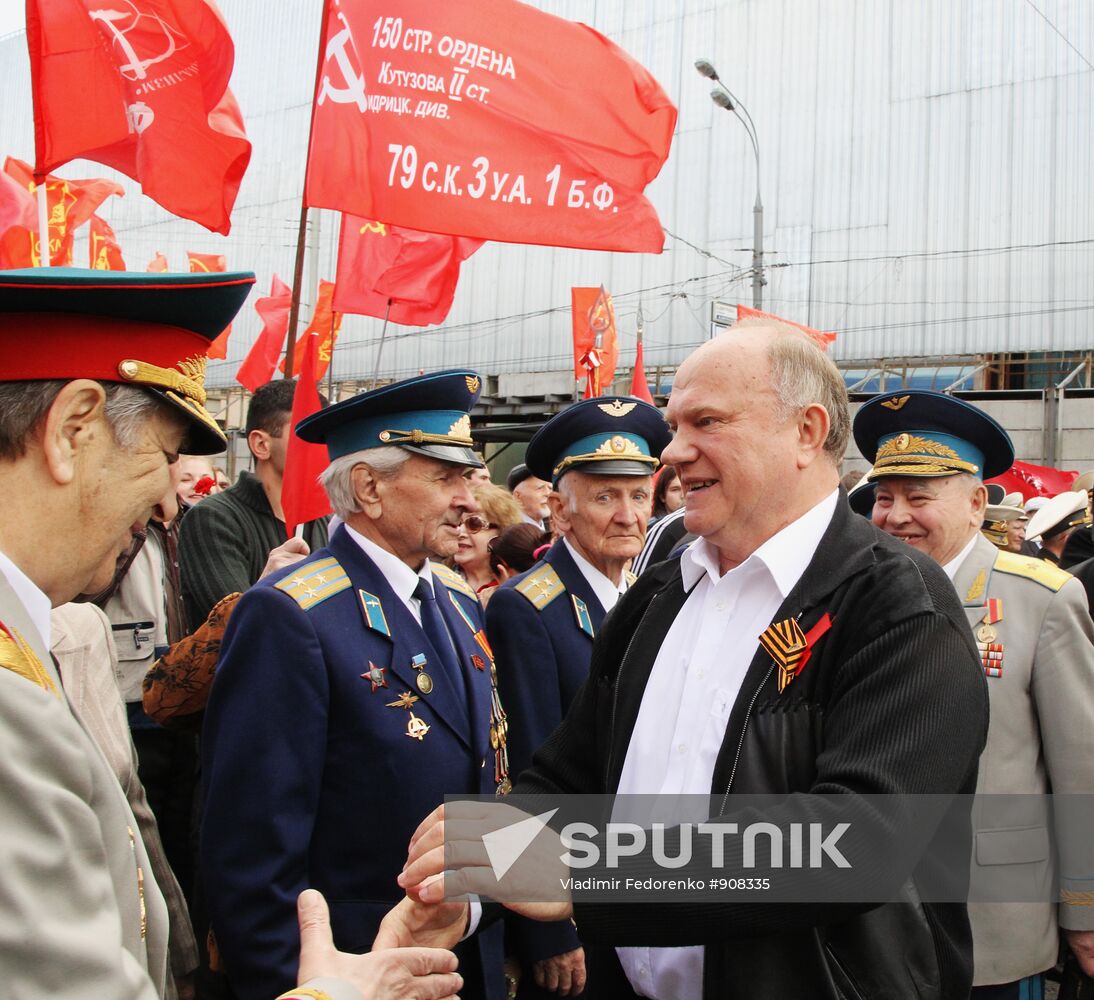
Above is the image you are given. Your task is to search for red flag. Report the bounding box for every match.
[736,305,837,351]
[26,0,251,234]
[281,281,342,381]
[89,214,126,270]
[236,274,292,392]
[147,251,169,272]
[0,173,37,236]
[304,0,675,252]
[281,332,333,536]
[188,250,231,357]
[572,286,619,397]
[3,157,123,266]
[334,217,481,325]
[630,340,655,404]
[987,461,1079,501]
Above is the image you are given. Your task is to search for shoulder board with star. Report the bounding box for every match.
[274,556,351,610]
[429,561,478,602]
[993,550,1071,593]
[514,564,566,610]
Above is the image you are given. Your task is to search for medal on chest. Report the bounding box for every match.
[977,599,1004,678]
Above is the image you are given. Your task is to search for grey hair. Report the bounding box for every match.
[0,380,178,460]
[735,317,851,462]
[319,446,411,519]
[555,473,580,513]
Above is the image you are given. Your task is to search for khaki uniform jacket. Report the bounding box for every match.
[51,602,197,993]
[0,569,169,998]
[953,535,1094,985]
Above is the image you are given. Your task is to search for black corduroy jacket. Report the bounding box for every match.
[515,494,989,1000]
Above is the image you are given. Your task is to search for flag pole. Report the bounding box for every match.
[370,299,393,390]
[34,176,49,268]
[284,5,333,377]
[326,311,338,401]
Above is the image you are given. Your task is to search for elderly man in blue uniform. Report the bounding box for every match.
[485,396,671,997]
[856,389,1094,997]
[201,370,507,1000]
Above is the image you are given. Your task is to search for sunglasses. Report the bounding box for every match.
[460,514,497,534]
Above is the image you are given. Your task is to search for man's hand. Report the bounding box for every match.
[373,893,469,952]
[1066,928,1094,978]
[397,803,573,923]
[533,948,586,996]
[295,889,463,1000]
[260,537,311,580]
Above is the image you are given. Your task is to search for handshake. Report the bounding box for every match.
[298,801,574,1000]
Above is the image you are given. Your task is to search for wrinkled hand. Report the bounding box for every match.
[295,889,462,1000]
[533,948,586,996]
[373,893,469,952]
[397,803,573,923]
[1066,928,1094,978]
[260,537,311,580]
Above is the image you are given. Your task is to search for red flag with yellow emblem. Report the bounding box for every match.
[571,286,618,397]
[334,216,481,325]
[2,157,123,266]
[89,214,126,270]
[281,328,333,536]
[281,281,342,382]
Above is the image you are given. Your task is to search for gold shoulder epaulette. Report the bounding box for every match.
[993,551,1071,593]
[514,564,565,610]
[429,561,478,602]
[274,556,350,610]
[0,623,57,697]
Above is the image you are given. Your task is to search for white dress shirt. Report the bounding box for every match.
[343,524,435,623]
[0,548,52,650]
[614,489,840,1000]
[942,532,979,581]
[562,537,628,613]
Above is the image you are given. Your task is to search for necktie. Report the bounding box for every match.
[413,578,468,710]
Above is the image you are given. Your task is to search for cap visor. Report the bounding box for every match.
[402,443,483,468]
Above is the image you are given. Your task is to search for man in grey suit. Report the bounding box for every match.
[0,268,461,1000]
[857,389,1094,998]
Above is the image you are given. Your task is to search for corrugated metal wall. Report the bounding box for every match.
[1,0,1091,388]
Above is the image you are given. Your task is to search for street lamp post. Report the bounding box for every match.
[695,59,764,310]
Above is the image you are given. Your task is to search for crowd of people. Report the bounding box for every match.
[1,267,1093,1000]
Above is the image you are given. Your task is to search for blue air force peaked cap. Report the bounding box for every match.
[525,396,672,486]
[0,266,255,455]
[296,369,485,466]
[853,389,1013,482]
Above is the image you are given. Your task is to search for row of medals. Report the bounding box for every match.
[380,652,511,796]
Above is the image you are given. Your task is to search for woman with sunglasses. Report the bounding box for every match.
[453,483,523,604]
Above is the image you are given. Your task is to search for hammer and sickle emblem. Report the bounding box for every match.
[358,221,387,236]
[318,12,367,112]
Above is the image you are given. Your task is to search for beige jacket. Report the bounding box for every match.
[51,602,198,994]
[953,534,1094,985]
[0,569,169,998]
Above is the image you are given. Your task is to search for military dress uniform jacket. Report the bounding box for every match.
[952,534,1094,986]
[201,526,504,1000]
[509,498,989,1000]
[485,540,611,966]
[0,568,170,999]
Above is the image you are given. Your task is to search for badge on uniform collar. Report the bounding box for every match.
[361,662,388,691]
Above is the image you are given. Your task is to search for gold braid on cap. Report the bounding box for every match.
[118,356,208,407]
[552,435,657,477]
[378,414,474,447]
[871,435,979,476]
[982,521,1009,548]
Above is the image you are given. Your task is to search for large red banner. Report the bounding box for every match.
[26,0,251,235]
[305,0,675,252]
